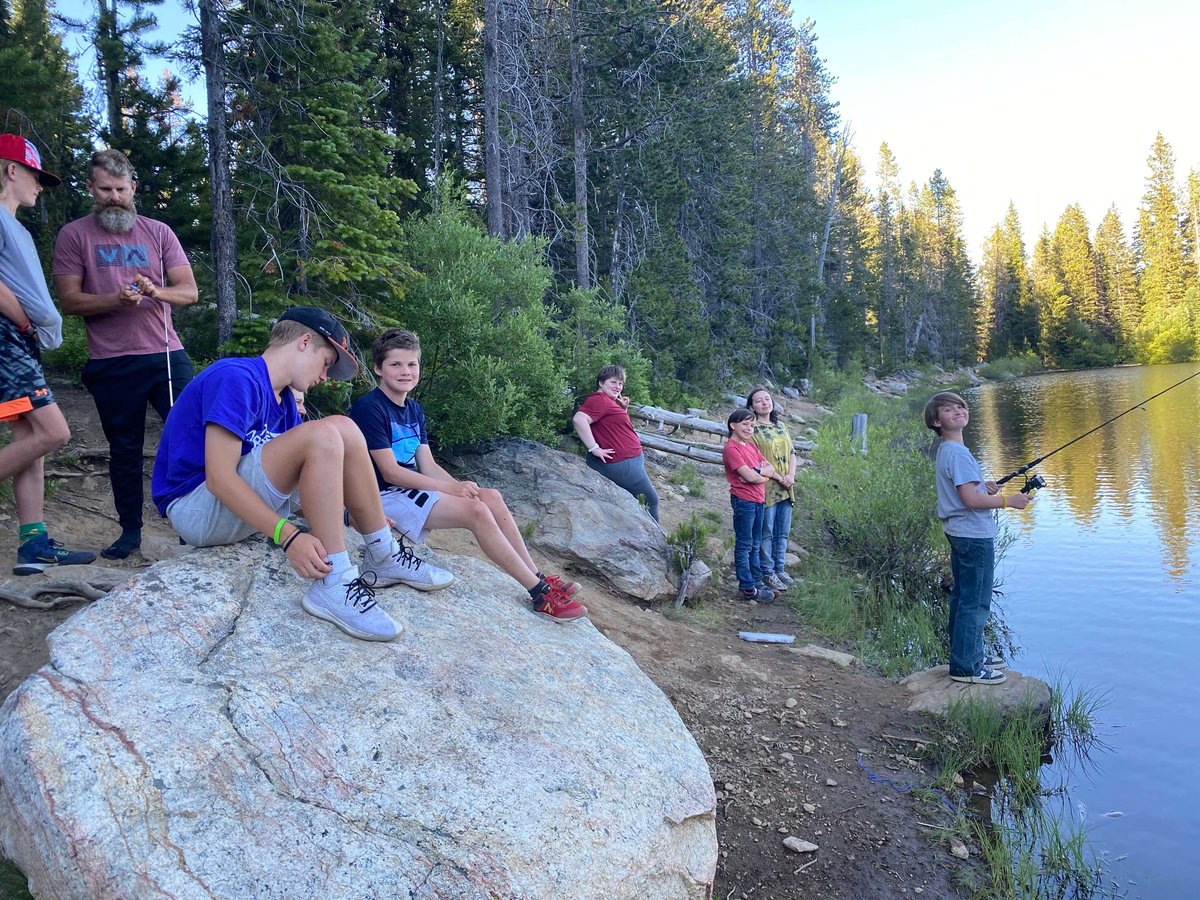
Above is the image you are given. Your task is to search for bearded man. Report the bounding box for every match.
[53,148,198,560]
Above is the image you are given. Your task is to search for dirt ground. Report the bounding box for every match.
[0,383,968,899]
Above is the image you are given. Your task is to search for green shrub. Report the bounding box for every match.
[667,461,706,497]
[976,352,1042,380]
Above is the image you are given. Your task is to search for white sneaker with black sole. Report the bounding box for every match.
[362,537,454,592]
[302,567,402,641]
[949,667,1006,685]
[983,655,1008,670]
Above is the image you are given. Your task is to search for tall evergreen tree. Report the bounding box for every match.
[1134,133,1191,363]
[0,0,91,249]
[976,203,1034,360]
[218,0,417,337]
[1094,206,1139,355]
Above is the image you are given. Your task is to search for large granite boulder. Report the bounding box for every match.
[450,438,675,602]
[0,541,716,899]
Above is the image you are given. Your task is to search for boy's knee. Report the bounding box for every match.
[480,487,506,509]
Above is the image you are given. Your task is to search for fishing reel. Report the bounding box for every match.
[1019,473,1046,494]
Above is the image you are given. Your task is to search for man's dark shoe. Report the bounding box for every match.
[101,529,141,560]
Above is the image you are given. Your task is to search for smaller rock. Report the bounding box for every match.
[831,718,848,728]
[780,387,800,399]
[785,698,798,709]
[782,837,819,854]
[751,817,763,827]
[802,803,816,814]
[777,826,788,834]
[953,773,964,786]
[825,778,838,787]
[950,838,969,860]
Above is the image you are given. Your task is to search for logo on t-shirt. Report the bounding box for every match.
[245,426,282,449]
[95,244,150,268]
[390,422,420,468]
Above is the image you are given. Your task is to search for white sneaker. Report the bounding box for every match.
[776,571,796,586]
[362,537,454,592]
[302,567,402,641]
[765,573,787,591]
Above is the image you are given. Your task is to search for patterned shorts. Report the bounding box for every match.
[0,318,55,422]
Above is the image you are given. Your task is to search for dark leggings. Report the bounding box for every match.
[586,452,659,521]
[82,350,193,530]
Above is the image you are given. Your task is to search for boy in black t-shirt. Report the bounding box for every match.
[348,329,586,623]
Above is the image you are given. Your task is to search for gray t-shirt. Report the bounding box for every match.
[935,440,997,539]
[0,206,62,350]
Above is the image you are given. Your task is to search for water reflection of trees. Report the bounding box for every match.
[967,365,1200,577]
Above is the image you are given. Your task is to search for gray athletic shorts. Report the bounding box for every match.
[379,486,441,542]
[166,444,300,547]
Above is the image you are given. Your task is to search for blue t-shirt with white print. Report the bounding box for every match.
[348,387,429,491]
[151,356,300,515]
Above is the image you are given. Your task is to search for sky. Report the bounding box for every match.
[799,0,1200,260]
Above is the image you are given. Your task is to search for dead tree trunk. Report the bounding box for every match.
[483,0,505,238]
[198,0,237,345]
[568,0,590,288]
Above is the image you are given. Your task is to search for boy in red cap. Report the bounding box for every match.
[0,134,96,573]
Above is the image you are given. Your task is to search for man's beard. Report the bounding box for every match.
[94,202,137,234]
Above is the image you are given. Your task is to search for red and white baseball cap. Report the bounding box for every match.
[0,134,62,187]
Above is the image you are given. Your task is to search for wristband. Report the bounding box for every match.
[272,517,289,546]
[17,319,33,335]
[588,445,599,452]
[1000,495,1007,509]
[281,526,304,552]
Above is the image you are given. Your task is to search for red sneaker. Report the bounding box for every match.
[533,582,587,623]
[543,574,581,597]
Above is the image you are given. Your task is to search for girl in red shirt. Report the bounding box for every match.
[722,408,777,603]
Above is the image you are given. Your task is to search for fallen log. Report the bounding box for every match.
[635,431,724,464]
[629,405,727,437]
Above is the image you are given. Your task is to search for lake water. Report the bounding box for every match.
[967,363,1200,898]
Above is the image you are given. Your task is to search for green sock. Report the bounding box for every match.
[19,522,47,544]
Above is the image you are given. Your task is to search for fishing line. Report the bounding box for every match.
[996,368,1200,489]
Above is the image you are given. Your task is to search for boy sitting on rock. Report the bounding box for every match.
[151,307,452,642]
[347,328,586,623]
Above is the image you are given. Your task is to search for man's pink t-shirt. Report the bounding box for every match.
[723,438,767,503]
[52,215,190,359]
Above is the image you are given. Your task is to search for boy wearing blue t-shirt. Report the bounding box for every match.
[925,391,1030,685]
[151,307,450,642]
[347,328,586,623]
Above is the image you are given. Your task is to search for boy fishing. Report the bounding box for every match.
[925,391,1030,684]
[347,328,586,623]
[151,307,448,642]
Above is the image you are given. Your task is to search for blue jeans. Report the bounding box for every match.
[759,499,793,575]
[946,534,995,676]
[586,452,659,521]
[731,496,766,592]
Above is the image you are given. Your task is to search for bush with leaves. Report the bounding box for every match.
[376,192,568,449]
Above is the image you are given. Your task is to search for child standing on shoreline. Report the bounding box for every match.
[925,391,1030,685]
[723,408,776,603]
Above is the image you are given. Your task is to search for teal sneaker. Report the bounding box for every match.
[13,535,97,576]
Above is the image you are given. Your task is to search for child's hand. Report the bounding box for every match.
[1006,493,1032,510]
[590,446,615,462]
[284,532,332,578]
[449,480,481,500]
[985,480,1000,495]
[615,394,631,410]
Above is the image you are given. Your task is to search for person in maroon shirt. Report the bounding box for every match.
[571,365,659,522]
[723,408,777,603]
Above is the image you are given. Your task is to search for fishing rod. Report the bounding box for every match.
[996,368,1200,491]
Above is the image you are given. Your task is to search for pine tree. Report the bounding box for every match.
[1134,133,1191,363]
[976,203,1034,360]
[1094,206,1139,355]
[219,0,417,337]
[0,0,91,250]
